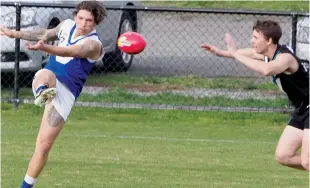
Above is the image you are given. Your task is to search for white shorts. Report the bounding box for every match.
[52,79,75,121]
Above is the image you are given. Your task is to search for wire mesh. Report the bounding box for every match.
[1,4,308,112]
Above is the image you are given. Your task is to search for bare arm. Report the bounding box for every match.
[0,21,63,42]
[201,44,264,60]
[237,48,265,60]
[26,39,102,60]
[231,52,292,76]
[223,33,293,76]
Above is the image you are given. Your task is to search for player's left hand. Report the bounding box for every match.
[225,33,237,53]
[26,40,45,51]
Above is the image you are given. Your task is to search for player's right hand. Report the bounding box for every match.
[26,40,45,51]
[0,26,15,38]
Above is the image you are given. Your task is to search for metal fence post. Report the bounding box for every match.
[291,12,298,53]
[13,2,21,110]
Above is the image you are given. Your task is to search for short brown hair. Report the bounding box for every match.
[253,20,282,44]
[73,1,107,25]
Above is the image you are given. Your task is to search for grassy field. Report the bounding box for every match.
[2,1,307,186]
[1,88,288,108]
[78,88,288,108]
[1,74,277,92]
[142,1,309,12]
[85,73,277,90]
[2,103,308,188]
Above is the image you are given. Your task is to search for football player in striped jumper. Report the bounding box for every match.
[201,20,309,171]
[1,1,107,187]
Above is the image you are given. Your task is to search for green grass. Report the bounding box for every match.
[86,73,277,90]
[2,103,308,188]
[78,88,288,108]
[142,1,310,12]
[1,88,33,99]
[1,87,287,108]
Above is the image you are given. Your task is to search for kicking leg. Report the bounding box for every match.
[275,125,305,170]
[21,102,65,188]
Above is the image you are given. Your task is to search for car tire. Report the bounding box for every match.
[105,11,136,72]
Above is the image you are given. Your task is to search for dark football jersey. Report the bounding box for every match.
[271,45,309,108]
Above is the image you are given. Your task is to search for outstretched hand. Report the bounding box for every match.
[26,40,45,51]
[224,33,238,53]
[201,34,238,58]
[0,25,15,38]
[200,43,220,56]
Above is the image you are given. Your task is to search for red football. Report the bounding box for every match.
[117,31,146,54]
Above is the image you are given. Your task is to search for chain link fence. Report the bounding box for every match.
[1,2,309,112]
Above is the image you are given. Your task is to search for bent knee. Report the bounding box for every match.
[35,69,55,79]
[275,151,291,165]
[33,69,56,87]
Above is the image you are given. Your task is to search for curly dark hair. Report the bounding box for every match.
[73,1,107,25]
[253,20,282,44]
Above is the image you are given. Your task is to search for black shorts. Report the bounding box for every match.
[288,103,309,130]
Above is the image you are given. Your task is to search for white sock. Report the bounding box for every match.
[24,174,37,185]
